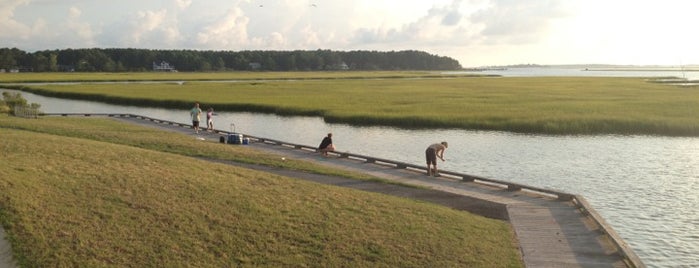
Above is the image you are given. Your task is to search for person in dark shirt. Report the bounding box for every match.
[318,133,334,156]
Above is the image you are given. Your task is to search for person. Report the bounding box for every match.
[318,133,334,156]
[425,141,448,177]
[206,107,214,131]
[190,102,202,134]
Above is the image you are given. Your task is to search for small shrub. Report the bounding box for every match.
[1,91,41,116]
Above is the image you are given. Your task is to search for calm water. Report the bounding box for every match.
[3,73,699,267]
[454,66,699,81]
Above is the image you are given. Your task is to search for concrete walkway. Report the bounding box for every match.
[244,141,628,268]
[114,116,634,268]
[0,228,16,268]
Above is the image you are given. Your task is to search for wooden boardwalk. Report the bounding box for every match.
[245,142,632,268]
[72,114,645,267]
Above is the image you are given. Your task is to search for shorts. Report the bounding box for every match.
[425,148,437,165]
[192,121,200,127]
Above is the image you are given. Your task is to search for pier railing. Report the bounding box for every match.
[43,113,645,268]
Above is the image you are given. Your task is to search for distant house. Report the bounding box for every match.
[153,61,176,72]
[336,61,349,70]
[248,62,261,70]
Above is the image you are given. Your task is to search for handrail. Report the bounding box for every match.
[43,113,576,200]
[573,195,646,268]
[248,133,575,200]
[42,112,644,268]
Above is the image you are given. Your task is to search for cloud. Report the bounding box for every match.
[0,0,33,41]
[0,2,99,50]
[440,0,464,26]
[66,7,95,44]
[174,0,192,10]
[195,7,250,49]
[98,8,181,48]
[250,32,286,49]
[470,0,571,44]
[347,0,473,48]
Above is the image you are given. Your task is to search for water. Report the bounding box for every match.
[3,72,699,267]
[451,66,699,81]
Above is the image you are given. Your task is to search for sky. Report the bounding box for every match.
[1,0,698,67]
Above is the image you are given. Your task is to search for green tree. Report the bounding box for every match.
[0,48,18,70]
[33,54,49,72]
[48,53,58,71]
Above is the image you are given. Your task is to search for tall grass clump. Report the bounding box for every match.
[0,91,41,116]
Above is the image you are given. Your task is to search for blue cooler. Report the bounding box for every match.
[227,123,243,145]
[227,133,243,144]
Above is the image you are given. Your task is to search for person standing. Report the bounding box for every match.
[318,133,334,156]
[206,107,214,131]
[190,102,202,134]
[425,141,448,176]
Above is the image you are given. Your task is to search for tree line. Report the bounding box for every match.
[0,48,462,72]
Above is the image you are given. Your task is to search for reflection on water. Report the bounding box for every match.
[3,88,699,267]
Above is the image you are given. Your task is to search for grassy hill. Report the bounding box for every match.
[0,115,522,267]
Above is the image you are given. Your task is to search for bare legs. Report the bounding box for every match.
[426,165,440,177]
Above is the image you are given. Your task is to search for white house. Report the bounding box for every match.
[153,61,176,72]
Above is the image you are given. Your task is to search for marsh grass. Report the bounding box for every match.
[0,115,522,267]
[8,73,698,135]
[0,71,473,83]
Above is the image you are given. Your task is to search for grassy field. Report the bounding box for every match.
[0,115,522,267]
[6,72,699,136]
[0,71,478,83]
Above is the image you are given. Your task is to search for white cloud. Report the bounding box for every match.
[0,0,33,41]
[66,7,95,44]
[3,0,699,66]
[103,8,182,48]
[250,32,286,49]
[195,7,250,49]
[299,25,320,48]
[138,9,168,32]
[174,0,192,10]
[470,0,571,44]
[348,0,476,48]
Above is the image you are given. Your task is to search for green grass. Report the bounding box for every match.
[0,114,384,182]
[0,71,478,83]
[0,115,522,267]
[9,74,699,136]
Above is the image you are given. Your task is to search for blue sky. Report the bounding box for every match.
[1,0,698,67]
